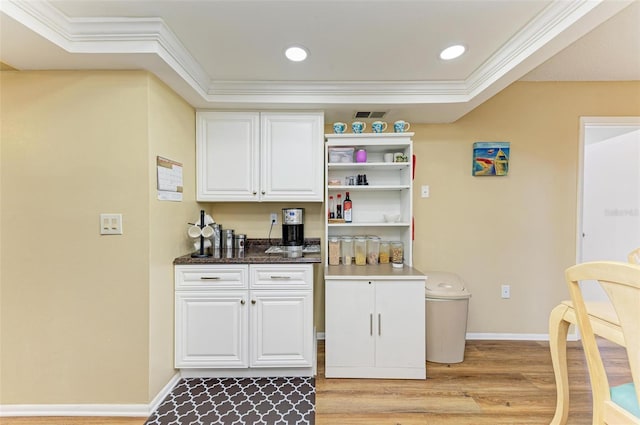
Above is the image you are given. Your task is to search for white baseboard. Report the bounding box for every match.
[148,372,182,413]
[0,372,181,418]
[319,330,579,342]
[466,332,579,341]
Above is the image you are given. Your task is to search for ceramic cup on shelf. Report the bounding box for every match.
[352,121,366,133]
[333,122,347,134]
[383,153,394,163]
[372,121,388,133]
[355,149,367,163]
[393,120,411,133]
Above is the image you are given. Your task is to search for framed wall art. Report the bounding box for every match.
[472,142,510,176]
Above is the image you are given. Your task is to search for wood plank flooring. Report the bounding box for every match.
[0,339,629,425]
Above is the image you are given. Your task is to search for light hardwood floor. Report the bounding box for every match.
[0,339,629,425]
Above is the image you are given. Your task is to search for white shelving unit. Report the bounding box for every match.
[324,132,415,266]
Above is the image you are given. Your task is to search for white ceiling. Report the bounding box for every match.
[1,0,639,123]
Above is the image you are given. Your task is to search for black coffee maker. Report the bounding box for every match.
[282,208,304,246]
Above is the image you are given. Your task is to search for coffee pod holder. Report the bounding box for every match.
[189,210,213,258]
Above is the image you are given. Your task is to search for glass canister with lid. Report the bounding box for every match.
[328,236,340,266]
[354,236,367,266]
[341,236,354,265]
[391,241,404,268]
[367,236,380,265]
[379,241,390,264]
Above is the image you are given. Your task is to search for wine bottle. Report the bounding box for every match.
[329,195,335,219]
[336,194,342,219]
[343,192,352,223]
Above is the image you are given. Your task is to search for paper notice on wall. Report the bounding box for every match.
[157,156,183,201]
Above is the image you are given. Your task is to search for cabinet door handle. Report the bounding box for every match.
[261,190,266,195]
[240,299,245,305]
[269,276,291,280]
[253,191,257,195]
[251,300,256,305]
[370,314,373,336]
[200,276,220,280]
[378,314,381,336]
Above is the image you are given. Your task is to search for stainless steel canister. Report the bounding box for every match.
[211,224,221,249]
[235,234,246,250]
[222,229,234,250]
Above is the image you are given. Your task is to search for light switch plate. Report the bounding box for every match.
[100,213,123,235]
[421,185,430,198]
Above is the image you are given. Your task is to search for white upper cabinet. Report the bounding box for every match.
[197,111,324,202]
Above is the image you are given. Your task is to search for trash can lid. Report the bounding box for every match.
[425,271,471,299]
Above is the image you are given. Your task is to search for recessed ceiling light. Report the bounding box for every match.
[440,44,466,60]
[285,46,308,62]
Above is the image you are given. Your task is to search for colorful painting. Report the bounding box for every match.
[472,142,510,176]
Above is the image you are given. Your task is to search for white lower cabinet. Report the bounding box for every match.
[175,264,314,377]
[325,276,425,379]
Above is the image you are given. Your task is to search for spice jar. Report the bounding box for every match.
[366,236,380,265]
[341,236,354,266]
[328,237,340,266]
[354,236,367,266]
[379,241,390,264]
[391,241,404,268]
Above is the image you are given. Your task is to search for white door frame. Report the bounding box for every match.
[576,116,640,265]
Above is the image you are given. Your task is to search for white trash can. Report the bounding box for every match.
[425,271,471,363]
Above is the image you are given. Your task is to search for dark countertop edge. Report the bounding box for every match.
[174,238,322,265]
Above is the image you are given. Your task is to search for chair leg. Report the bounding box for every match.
[549,303,571,425]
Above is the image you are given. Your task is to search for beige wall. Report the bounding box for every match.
[411,81,640,334]
[0,70,197,404]
[146,75,198,399]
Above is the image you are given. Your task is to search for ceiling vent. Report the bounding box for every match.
[354,111,387,119]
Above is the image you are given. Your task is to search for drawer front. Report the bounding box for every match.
[250,264,313,290]
[175,265,248,290]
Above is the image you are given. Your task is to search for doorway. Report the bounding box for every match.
[577,117,640,301]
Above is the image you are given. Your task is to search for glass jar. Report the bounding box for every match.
[341,236,354,266]
[391,241,404,268]
[366,236,380,265]
[354,236,367,266]
[379,241,390,264]
[328,236,340,266]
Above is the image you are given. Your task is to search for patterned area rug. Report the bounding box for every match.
[145,377,315,425]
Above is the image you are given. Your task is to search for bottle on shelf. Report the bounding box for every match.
[343,192,352,223]
[329,195,335,219]
[336,194,342,219]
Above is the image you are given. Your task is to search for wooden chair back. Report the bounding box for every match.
[629,248,640,265]
[565,261,640,424]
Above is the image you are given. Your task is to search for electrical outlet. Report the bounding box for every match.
[270,213,278,225]
[421,185,430,198]
[100,213,123,235]
[501,284,510,299]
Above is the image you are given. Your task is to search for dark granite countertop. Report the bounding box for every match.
[174,238,322,265]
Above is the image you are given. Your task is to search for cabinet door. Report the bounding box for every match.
[250,290,313,367]
[175,291,248,368]
[325,280,375,368]
[261,113,323,201]
[374,281,425,369]
[196,111,260,201]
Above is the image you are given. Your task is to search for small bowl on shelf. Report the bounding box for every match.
[383,213,401,223]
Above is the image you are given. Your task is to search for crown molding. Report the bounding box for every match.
[0,0,625,108]
[0,0,211,96]
[207,80,471,104]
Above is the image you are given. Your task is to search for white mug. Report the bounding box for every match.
[383,153,394,162]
